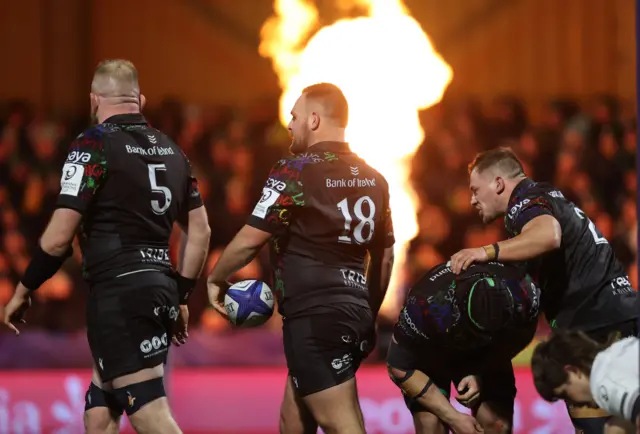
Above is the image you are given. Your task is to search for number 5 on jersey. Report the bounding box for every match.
[338,196,376,244]
[148,164,172,215]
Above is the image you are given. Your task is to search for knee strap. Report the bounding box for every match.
[113,377,166,416]
[85,382,123,415]
[393,369,415,385]
[414,379,434,399]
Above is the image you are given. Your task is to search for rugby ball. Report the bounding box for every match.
[224,280,274,327]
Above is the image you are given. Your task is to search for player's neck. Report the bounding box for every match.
[307,129,346,147]
[96,105,141,124]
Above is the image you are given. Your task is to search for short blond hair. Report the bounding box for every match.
[91,59,140,101]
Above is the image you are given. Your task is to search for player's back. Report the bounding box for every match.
[255,141,393,316]
[396,261,538,349]
[59,114,194,283]
[505,179,638,330]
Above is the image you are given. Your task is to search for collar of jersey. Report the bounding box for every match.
[102,113,147,125]
[309,141,351,153]
[507,177,536,208]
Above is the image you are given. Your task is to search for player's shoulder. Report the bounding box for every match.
[513,179,566,202]
[267,152,327,179]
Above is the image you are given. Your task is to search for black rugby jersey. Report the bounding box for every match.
[394,262,539,350]
[504,178,638,330]
[56,114,203,283]
[246,141,395,317]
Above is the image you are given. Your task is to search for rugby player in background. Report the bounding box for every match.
[450,148,639,434]
[207,83,395,434]
[387,261,540,434]
[532,330,639,434]
[1,60,210,434]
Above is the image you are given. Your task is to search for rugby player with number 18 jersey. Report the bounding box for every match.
[207,83,395,434]
[2,60,210,434]
[451,148,639,434]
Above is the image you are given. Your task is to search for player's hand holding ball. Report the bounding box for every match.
[207,279,230,319]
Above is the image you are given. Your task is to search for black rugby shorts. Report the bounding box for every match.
[283,303,375,397]
[387,322,536,413]
[86,270,179,382]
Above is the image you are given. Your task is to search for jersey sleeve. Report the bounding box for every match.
[505,194,554,235]
[247,159,305,235]
[184,156,203,211]
[55,132,108,214]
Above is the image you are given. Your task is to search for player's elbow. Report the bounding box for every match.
[187,206,211,243]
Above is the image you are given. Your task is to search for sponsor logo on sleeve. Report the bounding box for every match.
[60,163,85,196]
[252,187,280,219]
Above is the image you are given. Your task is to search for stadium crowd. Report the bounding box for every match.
[0,95,636,337]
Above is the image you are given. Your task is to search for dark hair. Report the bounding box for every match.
[531,329,614,402]
[468,147,526,178]
[302,82,349,127]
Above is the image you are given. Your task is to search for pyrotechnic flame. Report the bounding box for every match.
[260,0,453,318]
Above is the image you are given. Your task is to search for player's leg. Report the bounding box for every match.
[285,305,375,434]
[93,273,182,434]
[84,292,124,433]
[386,334,450,434]
[111,364,180,434]
[279,375,317,434]
[84,365,123,434]
[470,324,537,434]
[302,377,365,434]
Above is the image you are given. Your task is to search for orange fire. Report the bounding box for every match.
[260,0,453,319]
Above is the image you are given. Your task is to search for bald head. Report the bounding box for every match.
[301,83,348,128]
[90,59,145,123]
[91,59,140,104]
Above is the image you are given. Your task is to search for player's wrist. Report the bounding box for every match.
[175,274,198,304]
[482,243,500,261]
[21,245,73,291]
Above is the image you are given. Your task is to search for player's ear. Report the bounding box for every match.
[563,365,580,375]
[90,93,99,109]
[139,94,147,110]
[309,112,320,131]
[495,176,506,194]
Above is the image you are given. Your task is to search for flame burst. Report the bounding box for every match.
[260,0,453,318]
